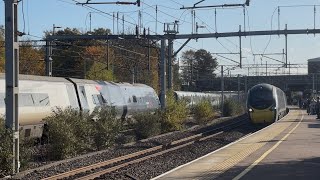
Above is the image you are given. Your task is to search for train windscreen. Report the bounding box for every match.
[248,88,274,110]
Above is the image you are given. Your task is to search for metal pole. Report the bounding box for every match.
[285,24,288,68]
[215,9,217,32]
[5,0,20,174]
[313,73,315,94]
[168,39,173,89]
[314,5,316,30]
[107,39,109,70]
[278,7,280,31]
[148,38,151,71]
[288,62,290,75]
[238,74,240,102]
[239,25,242,68]
[160,39,166,109]
[221,66,224,117]
[83,58,87,79]
[155,5,158,34]
[45,40,51,76]
[191,10,194,34]
[244,75,248,94]
[132,67,135,84]
[117,12,119,35]
[89,13,92,32]
[243,7,246,32]
[266,61,268,76]
[122,14,124,34]
[113,12,115,34]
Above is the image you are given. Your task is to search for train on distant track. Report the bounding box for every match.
[174,91,243,107]
[247,83,288,124]
[0,74,244,139]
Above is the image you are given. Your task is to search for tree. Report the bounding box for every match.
[180,49,218,90]
[0,25,4,73]
[44,27,161,93]
[180,50,196,89]
[194,49,218,81]
[19,41,45,75]
[83,46,115,81]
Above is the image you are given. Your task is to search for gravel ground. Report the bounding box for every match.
[100,123,264,180]
[16,115,251,180]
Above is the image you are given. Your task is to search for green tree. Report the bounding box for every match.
[194,49,218,81]
[180,50,196,90]
[180,49,218,90]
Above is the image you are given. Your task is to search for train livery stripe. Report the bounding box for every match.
[66,78,83,111]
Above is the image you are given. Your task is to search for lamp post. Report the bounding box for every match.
[47,24,62,76]
[53,24,62,36]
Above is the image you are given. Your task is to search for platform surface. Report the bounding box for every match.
[153,108,320,180]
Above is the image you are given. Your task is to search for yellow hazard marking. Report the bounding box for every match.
[232,114,304,180]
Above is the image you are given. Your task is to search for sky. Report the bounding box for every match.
[1,0,320,75]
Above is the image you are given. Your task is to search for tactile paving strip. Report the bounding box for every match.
[156,110,301,180]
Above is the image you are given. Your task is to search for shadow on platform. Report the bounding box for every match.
[215,157,320,180]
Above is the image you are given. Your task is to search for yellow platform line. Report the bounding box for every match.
[232,114,304,180]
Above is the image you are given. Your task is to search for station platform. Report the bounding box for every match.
[153,108,320,180]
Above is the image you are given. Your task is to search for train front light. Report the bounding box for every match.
[249,108,253,112]
[269,106,277,111]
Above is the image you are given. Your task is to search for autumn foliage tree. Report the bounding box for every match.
[19,41,45,75]
[0,26,4,73]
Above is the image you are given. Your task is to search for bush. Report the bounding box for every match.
[133,112,161,139]
[161,91,188,132]
[90,107,123,150]
[193,100,215,124]
[223,99,245,117]
[0,117,12,177]
[44,107,92,160]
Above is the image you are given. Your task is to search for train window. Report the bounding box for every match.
[92,95,98,105]
[133,95,137,103]
[0,93,4,108]
[19,94,34,107]
[66,85,79,108]
[33,94,50,106]
[97,94,106,104]
[25,129,31,138]
[92,94,107,106]
[79,86,90,111]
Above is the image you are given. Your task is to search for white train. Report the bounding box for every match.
[0,74,160,138]
[174,91,243,107]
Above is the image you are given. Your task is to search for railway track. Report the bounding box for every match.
[42,117,249,180]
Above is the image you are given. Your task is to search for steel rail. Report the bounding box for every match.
[42,116,249,180]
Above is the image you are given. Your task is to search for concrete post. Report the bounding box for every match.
[5,0,20,174]
[168,39,173,89]
[160,39,166,109]
[221,66,224,117]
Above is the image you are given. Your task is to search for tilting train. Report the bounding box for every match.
[0,74,160,138]
[0,74,245,139]
[247,83,288,123]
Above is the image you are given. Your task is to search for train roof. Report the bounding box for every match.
[0,73,71,83]
[174,91,220,96]
[250,83,274,91]
[68,78,104,84]
[0,74,154,90]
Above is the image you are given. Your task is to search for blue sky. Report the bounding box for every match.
[1,0,320,75]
